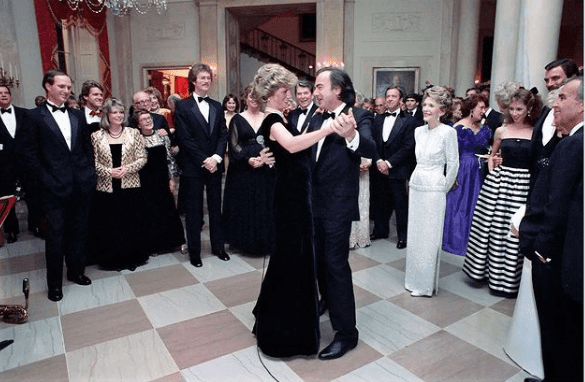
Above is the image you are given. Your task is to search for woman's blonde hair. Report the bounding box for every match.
[252,63,297,110]
[100,98,127,131]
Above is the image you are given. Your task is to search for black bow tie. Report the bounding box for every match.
[197,96,208,103]
[50,104,67,113]
[384,112,397,117]
[1,108,11,114]
[299,108,308,115]
[322,111,335,120]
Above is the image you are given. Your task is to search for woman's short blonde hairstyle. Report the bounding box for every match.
[423,86,453,112]
[494,80,523,110]
[100,98,127,131]
[252,63,298,110]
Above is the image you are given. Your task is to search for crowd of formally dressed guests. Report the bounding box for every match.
[0,59,582,379]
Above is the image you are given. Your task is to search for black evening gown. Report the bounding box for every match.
[139,134,186,254]
[88,144,149,270]
[252,113,320,357]
[223,114,276,256]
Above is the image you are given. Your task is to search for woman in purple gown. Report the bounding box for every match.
[442,95,491,256]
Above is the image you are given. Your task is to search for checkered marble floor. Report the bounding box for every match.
[0,203,536,382]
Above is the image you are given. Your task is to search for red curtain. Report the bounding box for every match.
[175,77,189,98]
[34,0,112,97]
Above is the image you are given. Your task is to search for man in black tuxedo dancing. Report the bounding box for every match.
[309,67,376,360]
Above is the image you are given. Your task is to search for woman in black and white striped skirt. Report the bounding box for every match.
[463,88,543,296]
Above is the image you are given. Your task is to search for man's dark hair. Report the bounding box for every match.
[385,86,404,100]
[0,85,11,96]
[316,67,356,107]
[79,80,104,106]
[545,58,580,78]
[42,70,68,93]
[295,79,314,95]
[405,93,419,102]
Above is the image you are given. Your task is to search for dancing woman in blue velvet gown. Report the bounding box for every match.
[442,95,491,256]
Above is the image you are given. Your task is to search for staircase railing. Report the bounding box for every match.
[241,29,316,79]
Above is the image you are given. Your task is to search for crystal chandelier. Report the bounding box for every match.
[0,55,19,89]
[61,0,168,16]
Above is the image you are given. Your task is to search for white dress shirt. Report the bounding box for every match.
[316,103,360,160]
[297,101,314,132]
[0,104,16,138]
[47,102,72,149]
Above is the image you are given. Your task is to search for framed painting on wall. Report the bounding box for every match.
[373,67,420,98]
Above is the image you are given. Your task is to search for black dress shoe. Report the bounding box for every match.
[213,249,230,261]
[190,257,203,267]
[5,232,17,244]
[396,240,407,249]
[67,274,92,286]
[48,288,63,302]
[318,299,327,316]
[318,338,358,360]
[32,227,45,239]
[369,234,388,241]
[524,378,541,382]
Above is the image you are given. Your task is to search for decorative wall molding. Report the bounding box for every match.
[372,12,422,33]
[146,23,186,41]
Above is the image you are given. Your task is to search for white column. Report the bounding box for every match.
[455,0,480,97]
[518,0,563,95]
[316,0,344,70]
[489,0,522,110]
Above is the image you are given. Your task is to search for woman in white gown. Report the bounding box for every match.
[405,86,459,297]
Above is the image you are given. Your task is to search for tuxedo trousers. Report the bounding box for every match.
[181,173,224,259]
[44,188,91,289]
[315,218,358,341]
[532,260,583,382]
[371,172,408,241]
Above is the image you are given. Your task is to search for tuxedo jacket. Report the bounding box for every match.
[81,106,101,134]
[18,102,96,205]
[174,95,227,177]
[484,108,503,137]
[406,107,424,126]
[520,127,583,302]
[309,106,375,222]
[0,105,27,188]
[528,107,560,175]
[287,103,318,135]
[371,111,417,180]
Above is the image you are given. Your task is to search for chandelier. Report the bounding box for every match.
[0,55,19,89]
[61,0,168,16]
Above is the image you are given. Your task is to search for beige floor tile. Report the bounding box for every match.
[125,264,198,298]
[0,354,69,382]
[349,251,381,272]
[490,296,516,317]
[62,299,152,352]
[388,289,484,328]
[285,341,383,382]
[354,284,383,309]
[0,252,45,276]
[157,309,256,369]
[204,271,262,308]
[150,371,186,382]
[390,330,519,382]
